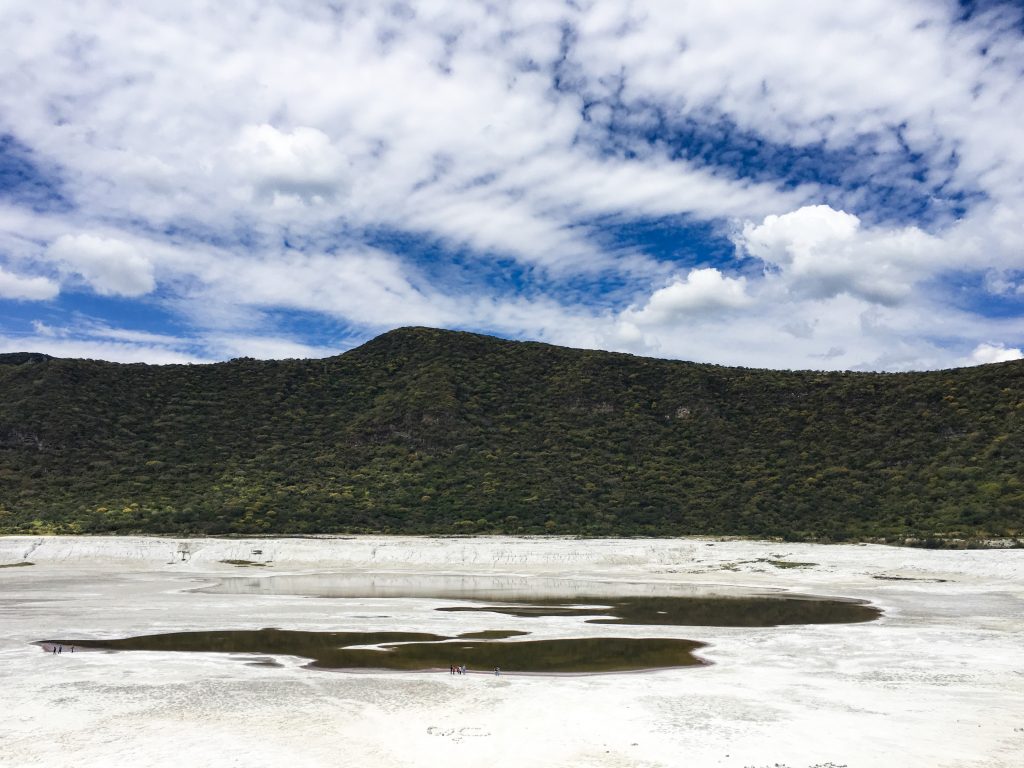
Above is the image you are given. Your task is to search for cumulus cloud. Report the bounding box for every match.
[964,342,1024,366]
[0,266,59,300]
[738,205,942,304]
[625,268,752,325]
[46,234,156,297]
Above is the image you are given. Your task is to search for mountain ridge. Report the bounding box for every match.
[0,326,1021,542]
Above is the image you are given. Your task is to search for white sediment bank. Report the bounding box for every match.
[1,535,1022,767]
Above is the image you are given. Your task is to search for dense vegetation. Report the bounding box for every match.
[0,327,1021,542]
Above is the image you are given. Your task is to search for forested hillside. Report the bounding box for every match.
[0,327,1021,542]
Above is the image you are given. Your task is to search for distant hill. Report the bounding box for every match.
[0,327,1021,542]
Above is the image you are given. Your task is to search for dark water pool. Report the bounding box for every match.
[198,573,880,626]
[41,577,880,673]
[437,594,880,626]
[39,629,706,673]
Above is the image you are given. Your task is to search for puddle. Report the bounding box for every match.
[438,594,880,626]
[37,629,705,673]
[39,574,879,673]
[197,573,880,624]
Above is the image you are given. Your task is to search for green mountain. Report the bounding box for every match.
[0,327,1021,542]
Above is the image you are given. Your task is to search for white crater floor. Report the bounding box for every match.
[0,535,1022,768]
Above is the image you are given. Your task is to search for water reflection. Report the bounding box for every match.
[200,573,880,626]
[198,573,755,601]
[40,629,706,673]
[42,574,879,673]
[438,595,880,626]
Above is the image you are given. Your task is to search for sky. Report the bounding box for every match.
[0,0,1023,370]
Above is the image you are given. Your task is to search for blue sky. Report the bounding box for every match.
[0,0,1023,369]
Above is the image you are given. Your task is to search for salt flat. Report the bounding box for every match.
[1,536,1021,768]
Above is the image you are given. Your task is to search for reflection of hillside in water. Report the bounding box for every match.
[199,574,880,626]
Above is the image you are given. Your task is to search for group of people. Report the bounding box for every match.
[49,644,72,654]
[448,664,501,676]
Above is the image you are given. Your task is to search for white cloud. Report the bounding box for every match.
[0,319,337,363]
[230,124,348,205]
[0,2,1021,370]
[568,2,1024,209]
[738,205,943,305]
[190,248,457,330]
[0,331,203,365]
[963,342,1024,366]
[80,324,189,347]
[46,234,156,297]
[31,320,60,336]
[625,268,752,325]
[0,1,814,273]
[200,334,340,360]
[0,266,59,300]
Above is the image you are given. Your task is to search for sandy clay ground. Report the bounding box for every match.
[1,535,1022,768]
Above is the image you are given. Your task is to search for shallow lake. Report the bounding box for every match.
[41,573,880,673]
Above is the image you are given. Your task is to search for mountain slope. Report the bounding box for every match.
[0,327,1021,541]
